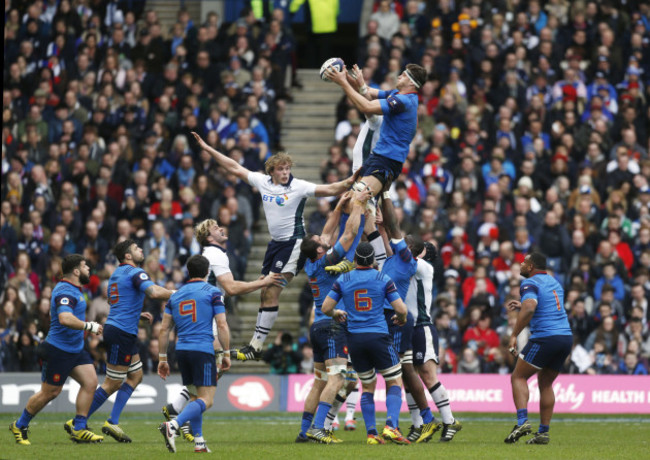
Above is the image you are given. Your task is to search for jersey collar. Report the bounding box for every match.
[356,266,373,270]
[532,271,548,276]
[205,243,226,253]
[61,279,82,291]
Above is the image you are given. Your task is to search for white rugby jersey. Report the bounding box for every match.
[405,258,434,326]
[352,114,383,173]
[203,244,230,340]
[203,244,231,291]
[248,172,317,241]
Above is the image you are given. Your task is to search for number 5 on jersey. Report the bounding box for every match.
[179,300,197,322]
[354,289,372,311]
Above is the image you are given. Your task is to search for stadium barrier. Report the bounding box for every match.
[2,373,649,414]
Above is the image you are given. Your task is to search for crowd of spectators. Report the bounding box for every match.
[314,0,650,376]
[0,0,299,372]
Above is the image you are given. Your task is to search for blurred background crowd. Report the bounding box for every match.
[1,0,650,377]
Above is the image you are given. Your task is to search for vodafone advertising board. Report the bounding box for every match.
[2,373,649,413]
[286,374,650,414]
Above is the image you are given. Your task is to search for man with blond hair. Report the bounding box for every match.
[162,218,282,438]
[192,132,356,360]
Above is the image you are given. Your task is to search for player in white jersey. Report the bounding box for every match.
[404,242,462,442]
[191,132,356,360]
[162,218,283,439]
[352,114,383,174]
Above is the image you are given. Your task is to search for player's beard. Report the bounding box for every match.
[79,273,91,284]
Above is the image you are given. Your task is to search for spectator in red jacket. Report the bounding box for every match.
[441,226,475,273]
[462,311,500,358]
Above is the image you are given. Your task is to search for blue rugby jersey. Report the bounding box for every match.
[382,239,417,310]
[327,267,400,334]
[46,280,87,353]
[373,89,418,163]
[165,280,225,355]
[521,272,572,339]
[305,241,345,324]
[105,263,155,335]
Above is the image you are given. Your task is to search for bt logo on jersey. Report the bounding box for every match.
[275,194,289,206]
[227,377,274,410]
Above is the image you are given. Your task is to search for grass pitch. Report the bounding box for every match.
[1,412,648,459]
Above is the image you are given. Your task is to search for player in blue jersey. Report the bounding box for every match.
[325,62,426,197]
[162,218,283,441]
[296,189,369,444]
[377,192,441,443]
[322,242,410,445]
[86,239,174,442]
[504,252,573,445]
[158,255,230,453]
[10,255,104,445]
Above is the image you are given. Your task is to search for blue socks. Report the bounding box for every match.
[88,387,109,418]
[108,383,134,425]
[360,392,377,435]
[539,424,549,433]
[517,408,528,426]
[73,415,87,431]
[299,411,314,437]
[177,399,206,435]
[16,409,34,429]
[191,399,206,437]
[385,385,402,428]
[420,407,434,424]
[313,402,332,430]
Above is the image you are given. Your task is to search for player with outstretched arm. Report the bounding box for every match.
[191,132,357,361]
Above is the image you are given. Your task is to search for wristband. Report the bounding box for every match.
[159,353,167,358]
[367,230,380,241]
[359,84,368,95]
[382,191,391,200]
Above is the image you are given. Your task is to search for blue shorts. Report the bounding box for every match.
[412,324,439,366]
[310,319,348,363]
[360,153,403,185]
[41,342,94,386]
[176,350,217,387]
[520,335,573,371]
[385,310,414,354]
[347,332,400,374]
[261,239,304,275]
[104,324,139,367]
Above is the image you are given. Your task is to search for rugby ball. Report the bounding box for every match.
[320,57,345,82]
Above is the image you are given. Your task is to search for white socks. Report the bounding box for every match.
[405,390,423,428]
[345,387,359,421]
[251,306,279,350]
[171,388,191,414]
[430,382,454,424]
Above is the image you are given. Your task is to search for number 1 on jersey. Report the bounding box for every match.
[179,300,197,322]
[552,290,561,311]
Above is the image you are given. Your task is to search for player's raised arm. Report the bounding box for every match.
[314,168,361,197]
[346,63,380,101]
[157,312,173,380]
[325,67,383,115]
[191,131,251,182]
[217,272,284,296]
[380,187,401,240]
[319,193,348,247]
[338,189,370,253]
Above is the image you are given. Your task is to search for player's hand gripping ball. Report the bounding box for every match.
[320,57,345,82]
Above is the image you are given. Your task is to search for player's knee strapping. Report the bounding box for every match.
[357,369,377,385]
[106,367,128,381]
[314,368,328,382]
[326,363,347,378]
[400,350,413,365]
[127,359,142,373]
[345,368,358,384]
[379,363,402,382]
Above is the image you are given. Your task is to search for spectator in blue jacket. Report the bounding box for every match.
[594,262,627,301]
